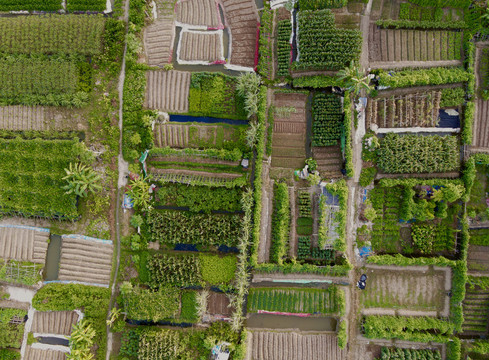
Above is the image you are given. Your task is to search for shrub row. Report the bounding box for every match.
[376,67,471,88]
[376,19,467,29]
[270,182,290,264]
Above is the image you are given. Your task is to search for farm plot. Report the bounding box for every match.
[0,225,49,263]
[31,311,79,336]
[145,70,191,113]
[221,0,259,69]
[470,228,489,246]
[369,25,463,64]
[58,235,113,286]
[144,0,175,66]
[176,0,221,28]
[178,31,223,63]
[296,9,362,71]
[468,245,489,273]
[0,137,80,219]
[0,307,27,349]
[462,282,489,334]
[0,106,79,131]
[271,92,307,169]
[153,122,245,148]
[247,287,340,314]
[0,15,104,55]
[207,292,233,316]
[366,91,441,129]
[248,331,346,360]
[472,99,489,149]
[312,146,343,179]
[361,266,448,312]
[24,347,66,360]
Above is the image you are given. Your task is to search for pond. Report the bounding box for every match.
[246,314,337,331]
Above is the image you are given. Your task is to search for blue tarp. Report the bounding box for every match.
[359,246,372,257]
[123,194,134,209]
[170,114,248,125]
[322,189,340,206]
[438,109,460,128]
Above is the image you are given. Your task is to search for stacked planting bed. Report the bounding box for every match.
[178,31,223,63]
[24,347,66,360]
[0,106,52,131]
[145,70,191,113]
[207,292,233,316]
[176,0,220,28]
[367,91,441,128]
[31,311,79,336]
[462,283,489,334]
[468,245,489,273]
[248,331,346,360]
[473,99,489,149]
[0,226,49,263]
[368,26,463,64]
[144,0,175,66]
[221,0,259,68]
[271,92,307,169]
[312,146,343,179]
[58,236,113,286]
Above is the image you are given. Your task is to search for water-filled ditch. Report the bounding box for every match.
[43,234,62,281]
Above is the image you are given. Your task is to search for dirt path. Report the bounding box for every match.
[106,0,129,358]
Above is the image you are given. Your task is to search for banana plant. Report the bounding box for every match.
[62,162,102,198]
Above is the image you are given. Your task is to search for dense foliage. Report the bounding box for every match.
[376,347,441,360]
[257,4,273,81]
[359,167,377,187]
[32,284,109,360]
[0,15,105,55]
[0,308,27,349]
[377,133,460,174]
[363,315,454,342]
[312,93,343,146]
[123,285,180,322]
[146,209,241,247]
[0,137,82,219]
[411,224,456,254]
[0,349,19,360]
[298,0,346,9]
[376,67,471,88]
[296,9,362,70]
[148,147,243,162]
[277,20,291,77]
[199,254,237,285]
[0,57,89,107]
[189,72,247,120]
[156,183,242,213]
[440,87,465,107]
[297,236,335,264]
[67,0,107,11]
[469,228,489,246]
[0,0,60,11]
[247,287,340,314]
[270,182,290,264]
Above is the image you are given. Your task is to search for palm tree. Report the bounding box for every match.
[62,163,102,198]
[337,60,372,95]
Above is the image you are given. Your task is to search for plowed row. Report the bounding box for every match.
[31,311,78,336]
[271,92,307,169]
[367,91,441,128]
[179,31,222,62]
[369,25,462,63]
[144,0,175,66]
[207,292,233,315]
[249,331,346,360]
[468,245,489,273]
[24,347,66,360]
[176,0,220,27]
[463,285,489,334]
[145,70,191,113]
[312,146,343,179]
[58,236,113,286]
[221,0,258,68]
[0,226,49,263]
[473,99,489,149]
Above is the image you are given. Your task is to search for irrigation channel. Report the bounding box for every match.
[246,314,338,331]
[43,234,62,281]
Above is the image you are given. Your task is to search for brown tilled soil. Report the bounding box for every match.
[221,0,259,68]
[248,331,347,360]
[24,347,66,360]
[271,92,307,170]
[0,226,49,264]
[31,311,79,336]
[144,0,175,66]
[367,91,441,128]
[179,31,222,62]
[312,146,343,179]
[145,70,191,113]
[176,0,220,27]
[369,24,463,63]
[150,155,239,166]
[473,46,489,149]
[0,106,86,131]
[207,292,233,315]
